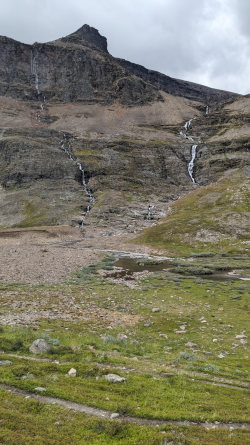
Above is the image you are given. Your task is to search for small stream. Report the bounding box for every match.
[60,134,95,224]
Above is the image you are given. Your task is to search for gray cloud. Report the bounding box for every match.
[0,0,249,94]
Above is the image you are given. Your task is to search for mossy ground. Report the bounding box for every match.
[135,170,250,256]
[0,255,249,443]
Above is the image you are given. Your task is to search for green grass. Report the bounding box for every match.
[1,390,248,445]
[0,257,249,442]
[134,170,250,256]
[0,356,249,422]
[18,200,48,228]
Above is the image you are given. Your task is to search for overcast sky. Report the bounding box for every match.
[1,0,249,94]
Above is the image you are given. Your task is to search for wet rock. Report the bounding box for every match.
[104,374,125,383]
[29,339,51,354]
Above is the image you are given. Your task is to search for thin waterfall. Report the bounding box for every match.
[180,118,198,183]
[0,129,5,140]
[147,205,153,220]
[60,134,95,224]
[31,49,40,96]
[184,118,195,131]
[206,105,209,115]
[188,145,197,183]
[30,49,48,123]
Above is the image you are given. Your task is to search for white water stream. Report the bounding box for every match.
[147,205,154,220]
[188,145,197,183]
[0,129,5,140]
[60,134,95,224]
[31,50,40,96]
[180,118,198,183]
[31,50,48,123]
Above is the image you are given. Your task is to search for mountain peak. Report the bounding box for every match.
[62,24,108,52]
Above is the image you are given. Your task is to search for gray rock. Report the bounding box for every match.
[67,368,77,377]
[104,374,125,383]
[117,333,128,340]
[29,339,51,354]
[152,308,160,313]
[0,360,12,366]
[159,334,168,339]
[110,413,120,419]
[34,387,46,392]
[185,342,198,348]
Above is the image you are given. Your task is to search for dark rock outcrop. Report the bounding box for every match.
[60,24,108,52]
[0,25,238,105]
[0,28,161,105]
[116,59,238,104]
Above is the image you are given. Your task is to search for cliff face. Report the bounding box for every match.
[0,25,237,105]
[116,59,238,104]
[0,25,160,105]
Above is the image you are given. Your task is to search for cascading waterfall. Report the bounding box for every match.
[188,145,197,183]
[0,129,5,140]
[184,118,195,131]
[180,117,198,183]
[31,49,40,96]
[206,105,209,115]
[31,49,47,123]
[147,205,154,220]
[179,118,196,141]
[60,133,95,224]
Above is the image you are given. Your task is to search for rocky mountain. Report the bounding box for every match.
[0,24,237,105]
[0,25,249,253]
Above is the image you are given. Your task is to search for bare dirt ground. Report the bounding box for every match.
[0,93,201,140]
[0,224,153,284]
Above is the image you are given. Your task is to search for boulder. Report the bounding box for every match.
[0,360,12,365]
[34,387,46,392]
[67,368,77,377]
[104,374,125,383]
[29,339,51,354]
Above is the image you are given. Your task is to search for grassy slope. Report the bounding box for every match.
[135,169,249,256]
